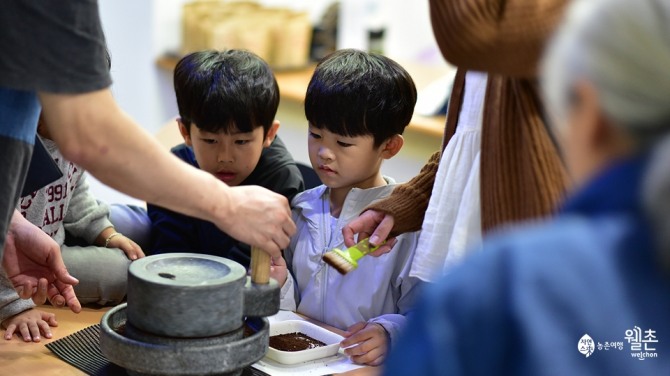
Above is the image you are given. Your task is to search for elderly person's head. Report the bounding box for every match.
[542,0,670,268]
[542,0,670,185]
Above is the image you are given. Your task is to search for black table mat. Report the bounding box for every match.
[45,324,125,376]
[45,324,271,376]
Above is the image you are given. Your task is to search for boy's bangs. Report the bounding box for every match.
[191,97,256,134]
[305,86,370,138]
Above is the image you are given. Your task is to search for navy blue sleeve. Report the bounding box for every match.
[244,137,304,203]
[264,163,304,203]
[147,203,197,255]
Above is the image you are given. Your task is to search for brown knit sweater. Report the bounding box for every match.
[369,0,569,236]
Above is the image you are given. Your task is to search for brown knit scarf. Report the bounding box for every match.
[480,74,567,232]
[444,70,568,234]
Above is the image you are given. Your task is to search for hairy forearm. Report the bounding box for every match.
[430,0,568,77]
[38,89,231,229]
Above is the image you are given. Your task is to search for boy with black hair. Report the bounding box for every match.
[148,49,304,267]
[272,49,424,366]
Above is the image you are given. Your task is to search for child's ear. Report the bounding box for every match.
[381,134,404,159]
[263,120,280,147]
[177,118,192,146]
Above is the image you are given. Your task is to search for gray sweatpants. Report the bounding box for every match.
[61,245,130,306]
[60,203,151,306]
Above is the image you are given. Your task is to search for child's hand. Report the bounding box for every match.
[340,322,388,366]
[269,255,288,286]
[107,234,145,261]
[2,308,58,342]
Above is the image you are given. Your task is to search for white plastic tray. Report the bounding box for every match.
[265,320,342,365]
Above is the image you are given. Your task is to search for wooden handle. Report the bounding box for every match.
[250,246,271,284]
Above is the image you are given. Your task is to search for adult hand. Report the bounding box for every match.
[221,186,295,259]
[3,211,81,313]
[342,210,397,256]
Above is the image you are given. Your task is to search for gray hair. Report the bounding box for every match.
[541,0,670,142]
[542,0,670,270]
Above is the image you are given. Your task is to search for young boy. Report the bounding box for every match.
[2,116,145,342]
[272,49,424,366]
[148,49,304,267]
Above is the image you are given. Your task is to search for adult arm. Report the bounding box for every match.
[430,0,568,77]
[39,89,294,257]
[343,151,440,251]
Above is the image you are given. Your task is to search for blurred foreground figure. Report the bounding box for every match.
[383,0,670,374]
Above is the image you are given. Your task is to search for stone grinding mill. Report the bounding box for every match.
[99,247,279,375]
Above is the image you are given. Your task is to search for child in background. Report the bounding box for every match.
[273,49,424,366]
[148,49,304,267]
[1,116,144,342]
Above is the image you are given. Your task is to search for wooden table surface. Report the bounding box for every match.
[0,305,381,376]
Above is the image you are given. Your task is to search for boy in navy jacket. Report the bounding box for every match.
[148,50,304,267]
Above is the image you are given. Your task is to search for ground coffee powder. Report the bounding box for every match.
[269,332,326,351]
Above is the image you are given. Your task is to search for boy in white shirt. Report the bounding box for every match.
[272,49,424,366]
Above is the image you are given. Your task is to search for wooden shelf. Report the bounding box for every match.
[156,55,445,138]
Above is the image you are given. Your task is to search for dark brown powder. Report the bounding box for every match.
[243,322,257,338]
[269,332,326,351]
